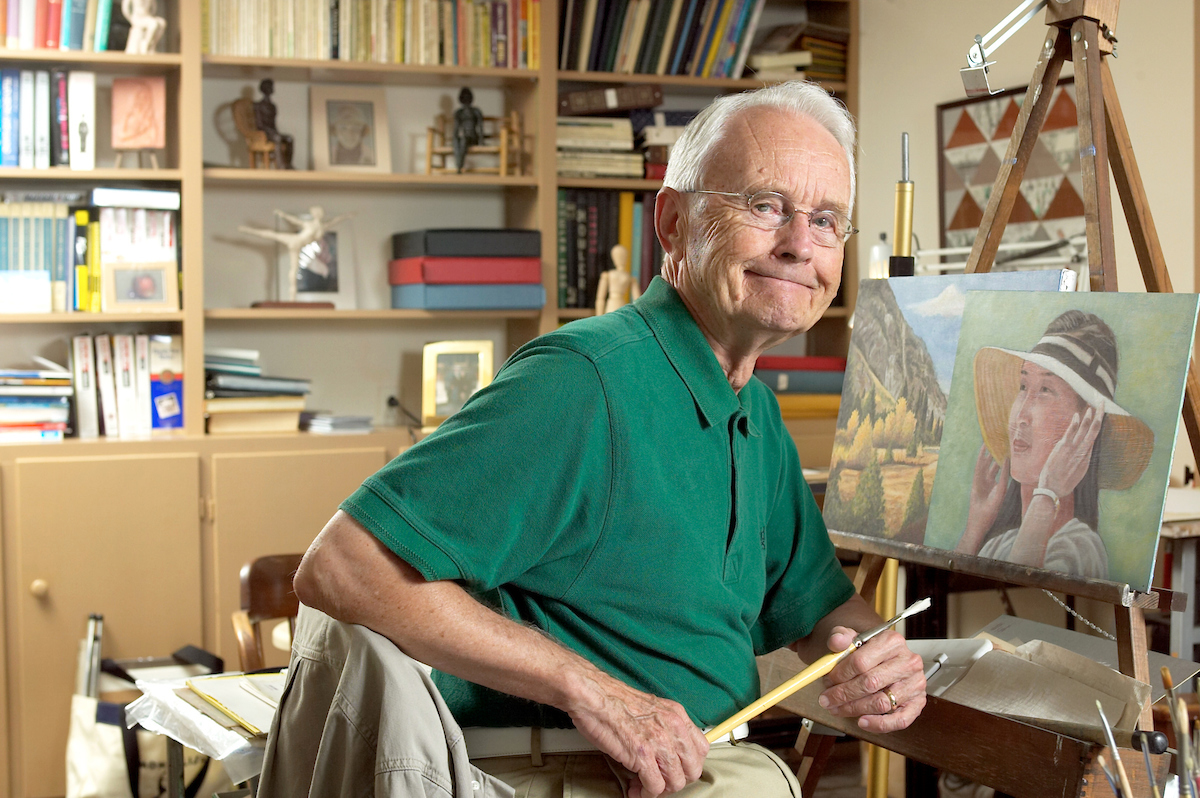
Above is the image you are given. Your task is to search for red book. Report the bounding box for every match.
[754,355,847,372]
[44,0,60,46]
[388,256,542,285]
[33,0,48,48]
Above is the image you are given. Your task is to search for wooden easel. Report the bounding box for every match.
[794,2,1198,795]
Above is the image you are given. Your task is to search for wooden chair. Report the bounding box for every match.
[425,109,523,176]
[232,97,275,169]
[231,553,304,672]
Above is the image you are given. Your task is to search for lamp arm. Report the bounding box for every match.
[961,0,1047,97]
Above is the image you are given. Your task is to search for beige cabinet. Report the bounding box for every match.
[208,447,389,668]
[10,454,202,798]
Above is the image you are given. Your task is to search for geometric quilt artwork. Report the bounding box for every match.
[938,78,1084,251]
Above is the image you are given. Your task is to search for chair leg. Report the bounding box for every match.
[798,732,839,794]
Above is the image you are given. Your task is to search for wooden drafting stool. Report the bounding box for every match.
[231,553,303,671]
[796,2,1198,795]
[425,110,523,176]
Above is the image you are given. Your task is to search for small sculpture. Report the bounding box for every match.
[594,244,641,315]
[122,0,166,55]
[254,79,294,169]
[239,207,351,302]
[452,87,484,173]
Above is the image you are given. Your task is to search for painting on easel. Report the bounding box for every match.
[822,271,1075,544]
[923,292,1199,591]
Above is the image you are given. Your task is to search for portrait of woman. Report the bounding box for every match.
[953,310,1154,578]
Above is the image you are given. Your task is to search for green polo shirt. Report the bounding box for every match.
[341,277,854,728]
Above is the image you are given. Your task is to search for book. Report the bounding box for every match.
[204,360,262,376]
[66,70,94,170]
[747,48,813,70]
[90,186,180,209]
[391,228,540,259]
[205,395,307,414]
[32,70,49,168]
[49,68,68,166]
[204,346,259,364]
[91,0,109,50]
[206,372,312,395]
[727,0,763,78]
[0,69,17,167]
[773,392,840,418]
[0,383,72,396]
[557,83,662,115]
[148,333,183,429]
[0,426,63,442]
[755,355,847,371]
[186,673,279,735]
[112,333,140,437]
[0,396,70,423]
[206,409,302,435]
[556,116,635,150]
[134,333,151,435]
[754,369,844,394]
[390,282,546,310]
[64,0,84,49]
[387,256,542,285]
[301,412,373,434]
[93,332,118,436]
[18,70,33,168]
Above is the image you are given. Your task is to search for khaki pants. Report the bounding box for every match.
[473,741,803,798]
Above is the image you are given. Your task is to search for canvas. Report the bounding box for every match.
[923,292,1199,591]
[822,270,1075,543]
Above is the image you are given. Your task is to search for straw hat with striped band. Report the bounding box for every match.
[973,310,1154,492]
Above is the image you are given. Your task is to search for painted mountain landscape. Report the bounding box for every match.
[822,270,1073,543]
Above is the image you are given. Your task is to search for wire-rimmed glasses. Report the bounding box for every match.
[684,189,858,247]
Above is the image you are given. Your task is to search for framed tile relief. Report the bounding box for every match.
[937,77,1083,252]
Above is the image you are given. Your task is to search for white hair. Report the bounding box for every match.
[661,80,857,213]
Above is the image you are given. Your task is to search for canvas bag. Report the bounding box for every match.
[66,647,227,798]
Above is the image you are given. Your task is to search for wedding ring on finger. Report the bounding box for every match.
[885,690,898,713]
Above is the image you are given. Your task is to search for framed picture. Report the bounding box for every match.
[937,77,1080,251]
[310,85,392,172]
[274,212,357,309]
[421,340,494,427]
[101,260,180,312]
[111,76,166,150]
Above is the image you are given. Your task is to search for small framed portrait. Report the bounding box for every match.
[310,85,392,173]
[101,260,180,312]
[111,76,167,150]
[421,340,495,427]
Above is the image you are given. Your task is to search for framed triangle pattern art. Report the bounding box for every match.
[937,78,1082,254]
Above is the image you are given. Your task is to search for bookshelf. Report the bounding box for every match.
[0,2,857,795]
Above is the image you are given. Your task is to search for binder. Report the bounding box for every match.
[93,333,119,436]
[70,334,99,438]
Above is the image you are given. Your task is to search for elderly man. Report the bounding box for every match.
[279,81,925,798]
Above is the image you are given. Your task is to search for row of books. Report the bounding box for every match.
[205,347,312,434]
[745,19,848,82]
[753,355,846,395]
[558,0,766,79]
[203,0,541,69]
[67,332,184,440]
[1,68,96,170]
[555,189,662,310]
[555,110,692,179]
[0,0,133,52]
[0,187,180,314]
[389,228,544,309]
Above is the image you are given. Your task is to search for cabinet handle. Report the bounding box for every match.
[29,579,49,599]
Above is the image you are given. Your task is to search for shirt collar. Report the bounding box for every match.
[633,277,760,437]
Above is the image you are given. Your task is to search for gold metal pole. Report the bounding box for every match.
[866,558,899,798]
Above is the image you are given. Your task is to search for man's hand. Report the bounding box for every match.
[567,671,709,798]
[817,626,926,733]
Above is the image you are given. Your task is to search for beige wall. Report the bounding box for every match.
[854,2,1196,636]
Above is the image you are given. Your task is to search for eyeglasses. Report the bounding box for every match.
[684,190,858,247]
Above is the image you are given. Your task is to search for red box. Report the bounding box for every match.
[388,256,543,285]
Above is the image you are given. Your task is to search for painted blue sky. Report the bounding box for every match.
[885,271,1072,392]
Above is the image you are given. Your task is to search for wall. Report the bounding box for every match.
[854,0,1196,637]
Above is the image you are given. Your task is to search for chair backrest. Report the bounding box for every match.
[232,553,304,672]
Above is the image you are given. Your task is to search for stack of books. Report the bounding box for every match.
[69,333,181,439]
[205,348,311,434]
[754,355,846,419]
[389,229,544,310]
[745,19,849,84]
[745,49,813,83]
[556,116,643,179]
[0,366,72,443]
[301,412,373,435]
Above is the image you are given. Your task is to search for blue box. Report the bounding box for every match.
[391,283,546,310]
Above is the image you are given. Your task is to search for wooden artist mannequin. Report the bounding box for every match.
[594,244,641,315]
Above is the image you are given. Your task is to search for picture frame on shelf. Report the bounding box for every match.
[310,85,392,173]
[274,212,358,309]
[111,76,167,151]
[101,260,180,312]
[421,340,494,427]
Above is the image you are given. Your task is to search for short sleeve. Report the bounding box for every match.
[341,344,613,596]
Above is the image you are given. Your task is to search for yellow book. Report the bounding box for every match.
[527,0,539,70]
[701,0,734,78]
[393,0,404,62]
[773,393,841,419]
[86,220,100,313]
[617,191,634,256]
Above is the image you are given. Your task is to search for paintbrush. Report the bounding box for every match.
[1097,753,1121,797]
[1163,667,1193,797]
[1096,702,1134,798]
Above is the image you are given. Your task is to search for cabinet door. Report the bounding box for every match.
[12,453,202,798]
[210,448,388,668]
